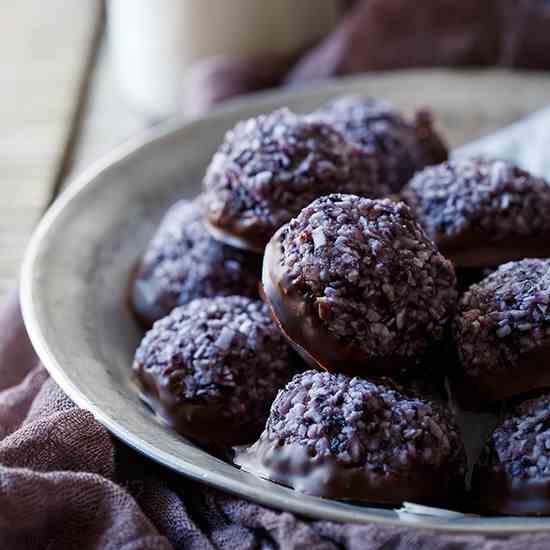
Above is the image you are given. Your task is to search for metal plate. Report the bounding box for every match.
[21,71,550,533]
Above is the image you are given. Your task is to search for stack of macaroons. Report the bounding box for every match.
[130,97,463,508]
[400,157,550,515]
[131,96,550,514]
[133,97,433,453]
[250,191,466,506]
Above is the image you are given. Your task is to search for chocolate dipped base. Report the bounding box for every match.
[204,219,266,254]
[472,466,550,516]
[135,367,245,446]
[445,235,550,292]
[437,232,550,270]
[235,436,464,506]
[450,340,550,408]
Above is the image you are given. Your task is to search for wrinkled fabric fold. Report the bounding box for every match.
[185,0,550,115]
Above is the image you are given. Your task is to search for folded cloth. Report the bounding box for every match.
[6,2,550,547]
[454,106,550,177]
[185,0,550,115]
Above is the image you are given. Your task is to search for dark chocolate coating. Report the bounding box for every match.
[473,393,550,515]
[455,267,495,294]
[315,95,448,193]
[133,296,298,446]
[453,259,550,404]
[235,370,466,505]
[131,199,261,327]
[202,108,387,252]
[401,158,550,268]
[262,194,457,374]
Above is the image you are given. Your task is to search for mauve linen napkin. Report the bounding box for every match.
[5,2,550,548]
[184,0,550,116]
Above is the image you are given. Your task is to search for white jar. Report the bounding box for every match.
[108,0,343,118]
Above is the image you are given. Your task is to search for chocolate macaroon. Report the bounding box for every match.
[473,393,550,515]
[202,108,386,252]
[131,199,262,327]
[401,158,550,270]
[314,95,448,193]
[262,194,457,374]
[133,296,297,446]
[453,259,550,404]
[235,370,466,505]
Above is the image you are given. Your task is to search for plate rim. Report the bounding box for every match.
[20,71,550,534]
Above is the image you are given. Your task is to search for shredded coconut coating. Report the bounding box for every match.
[132,200,261,323]
[401,158,550,243]
[202,108,386,247]
[480,393,550,481]
[266,370,466,471]
[315,95,448,193]
[276,194,457,362]
[454,259,550,377]
[133,296,296,435]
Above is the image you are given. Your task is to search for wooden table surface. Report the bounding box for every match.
[0,1,102,301]
[4,2,550,304]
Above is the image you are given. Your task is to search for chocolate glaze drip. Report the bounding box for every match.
[472,464,550,516]
[437,232,550,269]
[135,368,243,446]
[236,436,465,506]
[472,393,550,515]
[204,219,265,254]
[450,340,550,407]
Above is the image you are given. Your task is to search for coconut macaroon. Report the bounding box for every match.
[133,296,298,446]
[262,194,457,374]
[202,108,387,252]
[235,370,466,505]
[453,259,550,404]
[401,158,550,269]
[314,95,448,193]
[131,200,262,327]
[473,393,550,515]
